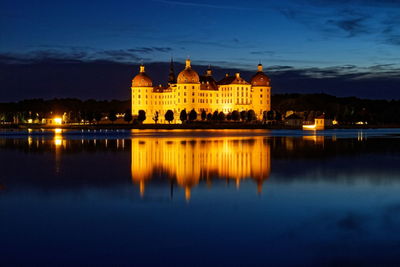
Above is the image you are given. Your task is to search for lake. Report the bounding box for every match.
[1,129,400,265]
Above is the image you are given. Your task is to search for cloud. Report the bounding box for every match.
[96,50,142,62]
[326,16,370,37]
[250,51,276,56]
[0,46,174,64]
[127,47,173,53]
[280,1,400,45]
[151,0,252,11]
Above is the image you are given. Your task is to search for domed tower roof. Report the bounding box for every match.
[251,63,270,87]
[177,59,200,84]
[132,65,153,87]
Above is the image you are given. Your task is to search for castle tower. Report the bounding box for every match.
[250,63,271,120]
[176,59,200,114]
[131,64,153,122]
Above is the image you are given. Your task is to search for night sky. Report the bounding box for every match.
[1,0,399,101]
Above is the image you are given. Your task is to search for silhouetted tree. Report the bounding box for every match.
[138,110,146,123]
[180,109,187,123]
[262,111,268,123]
[275,111,282,121]
[153,111,159,124]
[227,113,232,121]
[207,113,212,121]
[240,110,248,121]
[124,110,133,123]
[108,111,117,124]
[201,110,207,121]
[212,111,219,121]
[189,109,197,121]
[165,110,174,123]
[231,110,240,121]
[94,112,102,124]
[267,110,274,121]
[247,109,256,122]
[218,112,226,121]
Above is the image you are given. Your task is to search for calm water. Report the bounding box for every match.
[1,129,400,265]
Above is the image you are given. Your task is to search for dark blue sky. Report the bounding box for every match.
[1,0,399,100]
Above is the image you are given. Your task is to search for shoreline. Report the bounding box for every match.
[1,123,400,130]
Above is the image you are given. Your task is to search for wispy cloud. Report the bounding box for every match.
[280,1,400,45]
[151,0,253,10]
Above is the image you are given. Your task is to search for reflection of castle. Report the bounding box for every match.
[131,136,271,200]
[131,59,271,123]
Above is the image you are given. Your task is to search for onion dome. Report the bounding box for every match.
[250,64,270,86]
[132,65,153,87]
[177,59,200,84]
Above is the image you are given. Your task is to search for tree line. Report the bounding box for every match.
[1,94,400,125]
[272,93,400,124]
[140,109,262,124]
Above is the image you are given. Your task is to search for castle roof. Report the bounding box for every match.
[177,59,200,84]
[132,65,153,87]
[251,64,270,87]
[217,73,249,85]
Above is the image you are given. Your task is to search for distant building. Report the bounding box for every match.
[284,113,303,127]
[303,114,333,130]
[131,59,271,123]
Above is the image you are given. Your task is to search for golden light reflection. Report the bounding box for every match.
[131,136,271,199]
[303,135,325,144]
[54,128,63,147]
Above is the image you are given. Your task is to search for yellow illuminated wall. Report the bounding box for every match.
[131,136,271,198]
[131,60,271,123]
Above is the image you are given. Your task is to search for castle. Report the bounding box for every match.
[131,59,271,123]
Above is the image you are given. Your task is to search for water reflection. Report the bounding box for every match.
[2,130,400,265]
[131,137,271,200]
[1,130,400,194]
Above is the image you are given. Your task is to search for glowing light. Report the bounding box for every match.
[53,117,63,125]
[303,124,316,130]
[54,138,62,146]
[54,128,63,146]
[27,119,33,124]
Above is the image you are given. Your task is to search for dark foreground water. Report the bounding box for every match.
[1,129,400,265]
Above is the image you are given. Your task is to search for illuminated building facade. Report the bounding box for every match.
[131,59,271,123]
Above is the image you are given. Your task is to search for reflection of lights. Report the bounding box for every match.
[53,117,63,125]
[358,131,366,141]
[131,136,271,198]
[28,128,33,133]
[54,138,63,146]
[303,135,324,144]
[54,128,63,146]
